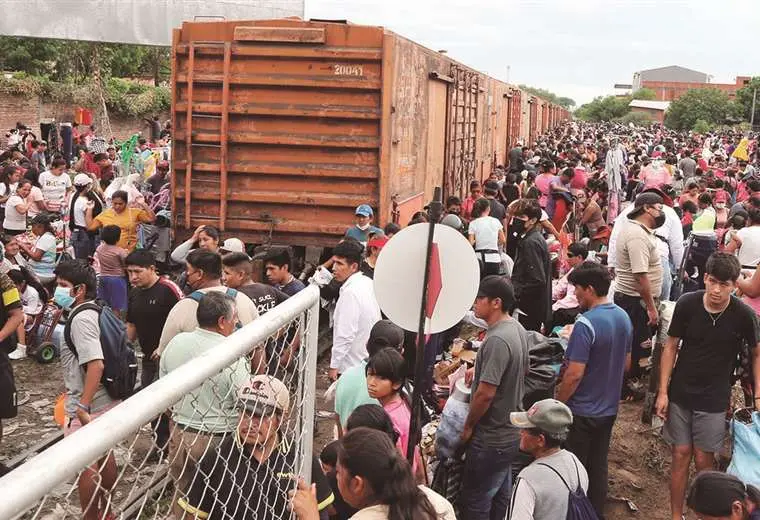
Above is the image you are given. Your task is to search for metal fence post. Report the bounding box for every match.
[298,290,320,484]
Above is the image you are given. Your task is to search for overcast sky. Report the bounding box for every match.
[306,0,758,106]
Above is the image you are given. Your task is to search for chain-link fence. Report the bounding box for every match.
[0,285,320,520]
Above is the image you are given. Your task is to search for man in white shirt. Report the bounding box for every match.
[328,240,381,381]
[608,187,683,301]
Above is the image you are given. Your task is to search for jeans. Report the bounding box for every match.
[71,228,97,260]
[565,414,617,518]
[517,286,549,333]
[459,437,520,520]
[660,254,673,301]
[613,293,653,379]
[686,234,717,290]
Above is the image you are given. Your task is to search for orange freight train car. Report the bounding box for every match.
[171,18,568,251]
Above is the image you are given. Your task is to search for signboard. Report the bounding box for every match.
[0,0,305,46]
[373,223,480,334]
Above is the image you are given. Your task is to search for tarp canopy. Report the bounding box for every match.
[0,0,305,46]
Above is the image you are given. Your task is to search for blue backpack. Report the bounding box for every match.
[187,287,238,302]
[64,301,138,401]
[537,460,599,520]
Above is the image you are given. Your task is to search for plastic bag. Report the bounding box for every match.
[727,408,760,487]
[435,381,470,461]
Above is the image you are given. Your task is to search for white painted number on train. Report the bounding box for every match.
[334,64,363,76]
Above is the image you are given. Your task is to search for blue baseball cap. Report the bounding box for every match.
[355,204,373,217]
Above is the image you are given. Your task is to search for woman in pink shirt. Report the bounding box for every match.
[534,162,556,209]
[365,347,423,480]
[639,160,672,189]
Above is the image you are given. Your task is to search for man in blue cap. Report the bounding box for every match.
[345,204,383,246]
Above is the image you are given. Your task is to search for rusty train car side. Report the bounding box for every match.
[171,19,569,248]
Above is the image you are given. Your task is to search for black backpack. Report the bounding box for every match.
[64,301,138,401]
[537,459,599,520]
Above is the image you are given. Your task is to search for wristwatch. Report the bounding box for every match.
[76,401,91,413]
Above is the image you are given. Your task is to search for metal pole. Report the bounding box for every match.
[407,186,443,462]
[751,88,757,128]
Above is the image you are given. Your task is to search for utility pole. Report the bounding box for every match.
[751,88,757,128]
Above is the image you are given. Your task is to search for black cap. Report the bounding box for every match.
[366,320,405,356]
[687,471,747,517]
[476,275,514,304]
[30,214,50,226]
[630,192,664,217]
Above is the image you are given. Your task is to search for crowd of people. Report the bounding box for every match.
[0,118,759,520]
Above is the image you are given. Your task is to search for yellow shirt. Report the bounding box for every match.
[94,208,150,251]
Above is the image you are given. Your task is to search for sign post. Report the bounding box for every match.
[373,186,479,464]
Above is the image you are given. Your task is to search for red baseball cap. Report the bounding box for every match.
[367,236,389,249]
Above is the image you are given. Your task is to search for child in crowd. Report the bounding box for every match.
[319,440,339,475]
[94,225,128,317]
[365,347,423,479]
[7,267,46,360]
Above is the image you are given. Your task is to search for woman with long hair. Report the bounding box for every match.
[293,427,454,520]
[170,224,221,263]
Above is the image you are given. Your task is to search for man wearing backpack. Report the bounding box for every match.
[508,399,592,520]
[156,249,258,361]
[54,259,124,520]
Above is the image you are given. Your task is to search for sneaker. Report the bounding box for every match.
[8,344,26,360]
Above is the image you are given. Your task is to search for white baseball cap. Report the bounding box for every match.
[73,173,93,187]
[220,238,245,254]
[238,375,290,415]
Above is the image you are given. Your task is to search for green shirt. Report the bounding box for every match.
[334,360,378,426]
[159,328,249,433]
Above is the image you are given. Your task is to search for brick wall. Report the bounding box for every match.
[0,93,168,148]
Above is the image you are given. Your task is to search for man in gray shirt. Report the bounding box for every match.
[678,150,697,179]
[508,399,589,520]
[55,259,118,520]
[459,275,529,520]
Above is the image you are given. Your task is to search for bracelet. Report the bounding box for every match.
[76,402,91,413]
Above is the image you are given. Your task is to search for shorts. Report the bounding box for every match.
[0,362,18,419]
[97,275,128,312]
[663,400,727,453]
[63,400,120,436]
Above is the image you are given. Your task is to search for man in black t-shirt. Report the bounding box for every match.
[179,376,333,520]
[222,252,298,374]
[126,250,183,457]
[222,252,289,315]
[656,252,760,520]
[0,272,24,476]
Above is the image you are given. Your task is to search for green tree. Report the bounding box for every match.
[615,111,654,126]
[632,88,657,100]
[575,95,632,122]
[692,119,712,134]
[0,36,170,85]
[518,85,575,109]
[664,88,735,131]
[735,77,760,125]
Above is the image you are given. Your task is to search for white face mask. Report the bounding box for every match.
[715,203,726,210]
[356,223,370,231]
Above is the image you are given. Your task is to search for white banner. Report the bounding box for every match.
[0,0,305,46]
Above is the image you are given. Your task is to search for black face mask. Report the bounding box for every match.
[512,218,527,235]
[653,211,666,228]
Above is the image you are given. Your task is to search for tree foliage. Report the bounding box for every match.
[518,85,576,109]
[664,88,739,131]
[575,95,632,122]
[616,111,655,126]
[735,77,760,125]
[632,88,657,100]
[0,36,170,85]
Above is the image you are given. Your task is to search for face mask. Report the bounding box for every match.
[715,203,726,210]
[356,223,370,231]
[54,286,76,310]
[653,211,666,228]
[512,218,527,235]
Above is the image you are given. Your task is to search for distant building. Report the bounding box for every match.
[629,100,671,123]
[630,65,750,101]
